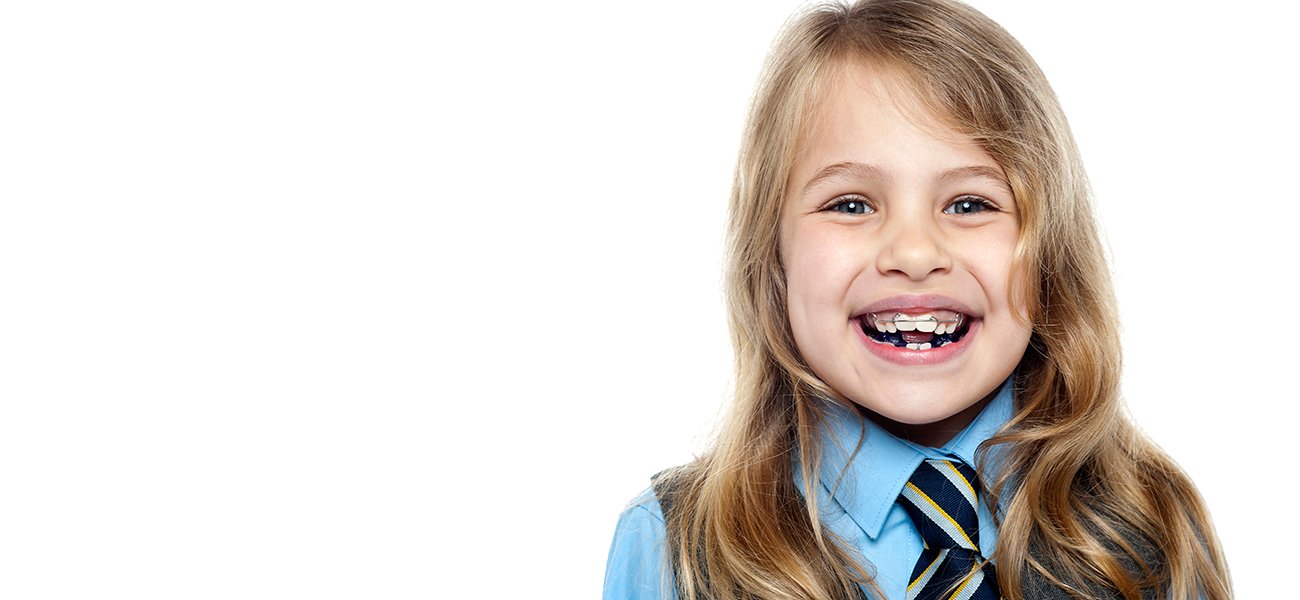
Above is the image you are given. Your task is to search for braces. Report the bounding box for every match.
[864,312,970,350]
[870,312,965,335]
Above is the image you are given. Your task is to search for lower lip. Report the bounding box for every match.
[855,319,979,366]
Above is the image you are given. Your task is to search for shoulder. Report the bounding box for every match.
[619,486,667,526]
[604,486,673,600]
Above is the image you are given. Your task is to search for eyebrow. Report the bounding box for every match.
[800,161,890,195]
[799,161,1012,196]
[939,165,1013,195]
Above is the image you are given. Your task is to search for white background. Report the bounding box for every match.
[1,1,1293,598]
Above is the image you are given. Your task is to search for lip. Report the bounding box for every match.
[855,316,980,366]
[853,294,980,319]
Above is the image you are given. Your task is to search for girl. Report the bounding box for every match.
[604,1,1231,599]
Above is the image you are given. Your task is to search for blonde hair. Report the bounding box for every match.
[657,1,1232,599]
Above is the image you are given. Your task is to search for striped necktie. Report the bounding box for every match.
[897,459,1001,600]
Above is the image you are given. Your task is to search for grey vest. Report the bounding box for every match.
[651,471,1162,600]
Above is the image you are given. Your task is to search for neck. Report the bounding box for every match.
[862,389,997,448]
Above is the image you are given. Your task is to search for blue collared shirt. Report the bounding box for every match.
[603,380,1014,600]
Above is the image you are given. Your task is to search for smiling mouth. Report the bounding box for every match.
[858,310,974,350]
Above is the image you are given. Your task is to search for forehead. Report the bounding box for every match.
[788,59,1003,196]
[808,58,972,151]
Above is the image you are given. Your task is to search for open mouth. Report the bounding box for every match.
[858,310,974,350]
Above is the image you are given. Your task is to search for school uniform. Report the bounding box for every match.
[603,380,1161,599]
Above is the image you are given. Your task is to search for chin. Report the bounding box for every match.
[860,391,976,425]
[829,380,1000,446]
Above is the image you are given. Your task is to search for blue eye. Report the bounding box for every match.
[945,196,996,215]
[827,195,873,215]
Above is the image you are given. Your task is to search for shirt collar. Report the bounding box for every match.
[809,379,1014,540]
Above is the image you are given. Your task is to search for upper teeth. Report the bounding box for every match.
[871,312,964,334]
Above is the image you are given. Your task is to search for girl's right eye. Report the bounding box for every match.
[825,195,873,215]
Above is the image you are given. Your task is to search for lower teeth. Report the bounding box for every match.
[864,324,965,349]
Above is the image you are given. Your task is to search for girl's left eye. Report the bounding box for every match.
[944,195,997,215]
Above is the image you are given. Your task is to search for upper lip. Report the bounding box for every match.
[854,294,979,318]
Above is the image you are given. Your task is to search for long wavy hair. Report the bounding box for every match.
[657,1,1232,599]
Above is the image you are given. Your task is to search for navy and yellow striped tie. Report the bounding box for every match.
[897,459,1001,600]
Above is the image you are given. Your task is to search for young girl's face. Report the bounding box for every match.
[781,60,1032,445]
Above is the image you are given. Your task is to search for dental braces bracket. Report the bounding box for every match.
[882,313,963,325]
[868,312,966,335]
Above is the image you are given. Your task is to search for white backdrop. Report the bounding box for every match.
[1,1,1293,598]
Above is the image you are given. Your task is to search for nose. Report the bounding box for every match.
[875,217,952,281]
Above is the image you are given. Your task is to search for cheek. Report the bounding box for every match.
[966,230,1034,347]
[782,223,861,345]
[784,227,858,305]
[782,239,822,338]
[962,228,1020,301]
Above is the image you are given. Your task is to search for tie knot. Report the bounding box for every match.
[898,459,981,551]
